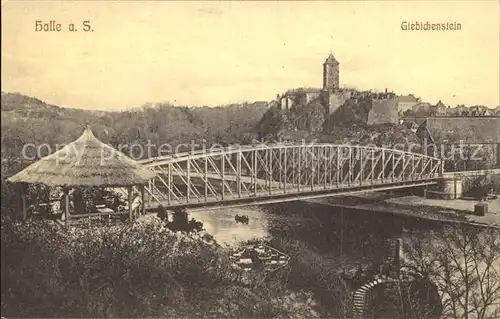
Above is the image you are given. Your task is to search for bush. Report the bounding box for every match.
[1,217,234,317]
[1,217,326,318]
[242,236,352,318]
[463,173,500,198]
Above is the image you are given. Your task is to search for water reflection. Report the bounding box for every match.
[189,207,270,246]
[189,200,443,268]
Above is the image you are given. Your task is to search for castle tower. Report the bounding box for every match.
[323,53,339,90]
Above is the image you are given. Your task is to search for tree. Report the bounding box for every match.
[368,276,441,319]
[402,226,500,319]
[288,100,326,134]
[302,102,325,134]
[165,208,203,233]
[450,144,496,171]
[390,277,442,319]
[257,106,286,139]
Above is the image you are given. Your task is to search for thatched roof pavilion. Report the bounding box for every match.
[8,125,156,186]
[7,125,156,226]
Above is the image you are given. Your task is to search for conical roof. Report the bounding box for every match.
[7,125,156,187]
[324,53,339,64]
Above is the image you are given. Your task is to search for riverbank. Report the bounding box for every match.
[386,196,500,226]
[306,192,500,229]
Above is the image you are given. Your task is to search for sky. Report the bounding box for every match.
[2,1,499,111]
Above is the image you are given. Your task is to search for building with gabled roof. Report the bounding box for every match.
[406,102,434,117]
[401,120,420,132]
[397,95,420,113]
[435,100,447,115]
[418,117,500,144]
[416,117,500,169]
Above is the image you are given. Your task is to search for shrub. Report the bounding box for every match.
[1,216,327,318]
[242,236,352,318]
[1,217,235,317]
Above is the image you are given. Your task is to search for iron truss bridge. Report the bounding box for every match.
[136,144,444,211]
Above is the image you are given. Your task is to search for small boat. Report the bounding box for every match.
[235,214,250,224]
[230,244,291,272]
[238,258,253,264]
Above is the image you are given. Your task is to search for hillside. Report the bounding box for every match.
[258,96,421,149]
[1,93,270,175]
[328,97,373,128]
[1,92,61,112]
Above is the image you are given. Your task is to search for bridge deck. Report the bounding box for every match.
[145,177,440,211]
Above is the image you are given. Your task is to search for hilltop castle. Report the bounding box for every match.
[277,53,350,115]
[276,53,406,117]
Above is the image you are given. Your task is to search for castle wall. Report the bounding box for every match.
[286,97,294,110]
[329,95,344,114]
[321,90,347,115]
[305,92,321,104]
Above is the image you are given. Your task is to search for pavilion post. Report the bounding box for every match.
[140,184,146,216]
[20,183,27,220]
[63,187,70,229]
[147,180,151,207]
[128,186,133,222]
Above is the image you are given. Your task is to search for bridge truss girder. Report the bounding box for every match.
[139,144,443,210]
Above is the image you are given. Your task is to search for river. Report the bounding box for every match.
[189,201,500,318]
[188,200,443,269]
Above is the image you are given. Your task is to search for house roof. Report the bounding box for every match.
[423,117,500,144]
[7,125,157,187]
[435,100,446,108]
[402,120,419,129]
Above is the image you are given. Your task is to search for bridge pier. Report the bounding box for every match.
[425,178,463,200]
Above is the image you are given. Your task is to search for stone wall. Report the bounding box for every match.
[320,90,348,115]
[278,96,294,111]
[425,178,463,199]
[305,92,321,104]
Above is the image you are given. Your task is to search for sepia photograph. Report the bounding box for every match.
[1,1,499,318]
